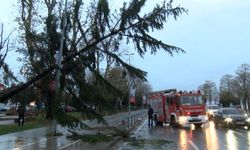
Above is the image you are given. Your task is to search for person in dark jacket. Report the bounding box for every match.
[148,105,154,127]
[17,104,26,126]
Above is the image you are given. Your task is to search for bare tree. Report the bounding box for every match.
[0,23,17,88]
[220,75,234,93]
[134,80,152,108]
[219,74,240,106]
[235,63,250,110]
[198,80,217,104]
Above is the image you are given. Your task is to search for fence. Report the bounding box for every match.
[121,109,147,130]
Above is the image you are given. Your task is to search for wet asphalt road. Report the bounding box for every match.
[2,111,250,150]
[0,110,146,150]
[115,120,250,150]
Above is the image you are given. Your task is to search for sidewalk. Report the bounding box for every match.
[0,114,18,120]
[0,115,17,125]
[0,110,147,150]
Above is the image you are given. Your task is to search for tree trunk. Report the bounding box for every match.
[247,98,250,111]
[244,93,248,110]
[246,100,249,111]
[119,98,123,110]
[46,92,53,119]
[240,99,244,110]
[115,99,118,112]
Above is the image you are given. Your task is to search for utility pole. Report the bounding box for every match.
[52,0,68,135]
[125,53,134,115]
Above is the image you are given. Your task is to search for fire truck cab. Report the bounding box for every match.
[148,89,208,128]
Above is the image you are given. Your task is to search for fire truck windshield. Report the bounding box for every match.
[180,96,203,105]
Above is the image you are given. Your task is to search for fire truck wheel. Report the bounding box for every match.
[194,123,202,128]
[214,120,219,128]
[223,123,230,128]
[170,116,178,128]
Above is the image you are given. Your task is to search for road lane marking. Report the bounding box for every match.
[233,130,248,141]
[134,119,147,134]
[170,128,174,134]
[189,140,200,150]
[57,139,81,150]
[234,130,242,136]
[12,137,56,150]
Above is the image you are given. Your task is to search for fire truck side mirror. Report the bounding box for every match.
[203,98,207,103]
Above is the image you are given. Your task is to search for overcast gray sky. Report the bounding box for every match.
[133,0,250,91]
[1,0,250,91]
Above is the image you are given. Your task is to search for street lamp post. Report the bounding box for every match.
[125,53,134,115]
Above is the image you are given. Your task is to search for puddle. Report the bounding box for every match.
[119,139,178,150]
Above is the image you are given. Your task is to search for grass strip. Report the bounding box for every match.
[0,120,48,135]
[80,133,113,143]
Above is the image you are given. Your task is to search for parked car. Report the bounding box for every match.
[0,105,7,115]
[214,107,250,129]
[5,108,18,115]
[207,104,220,120]
[64,105,75,112]
[59,104,76,112]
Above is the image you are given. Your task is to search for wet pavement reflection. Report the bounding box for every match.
[179,129,188,150]
[0,110,147,150]
[204,123,219,150]
[115,120,250,150]
[0,126,75,150]
[2,116,250,149]
[226,130,237,150]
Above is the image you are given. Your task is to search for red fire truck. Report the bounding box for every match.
[147,89,208,128]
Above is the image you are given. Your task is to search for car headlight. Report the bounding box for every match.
[246,118,250,122]
[224,117,232,122]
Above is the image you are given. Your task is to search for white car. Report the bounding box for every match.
[207,104,220,120]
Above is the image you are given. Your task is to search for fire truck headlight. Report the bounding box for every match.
[208,111,213,115]
[179,116,187,124]
[224,117,232,122]
[246,118,250,122]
